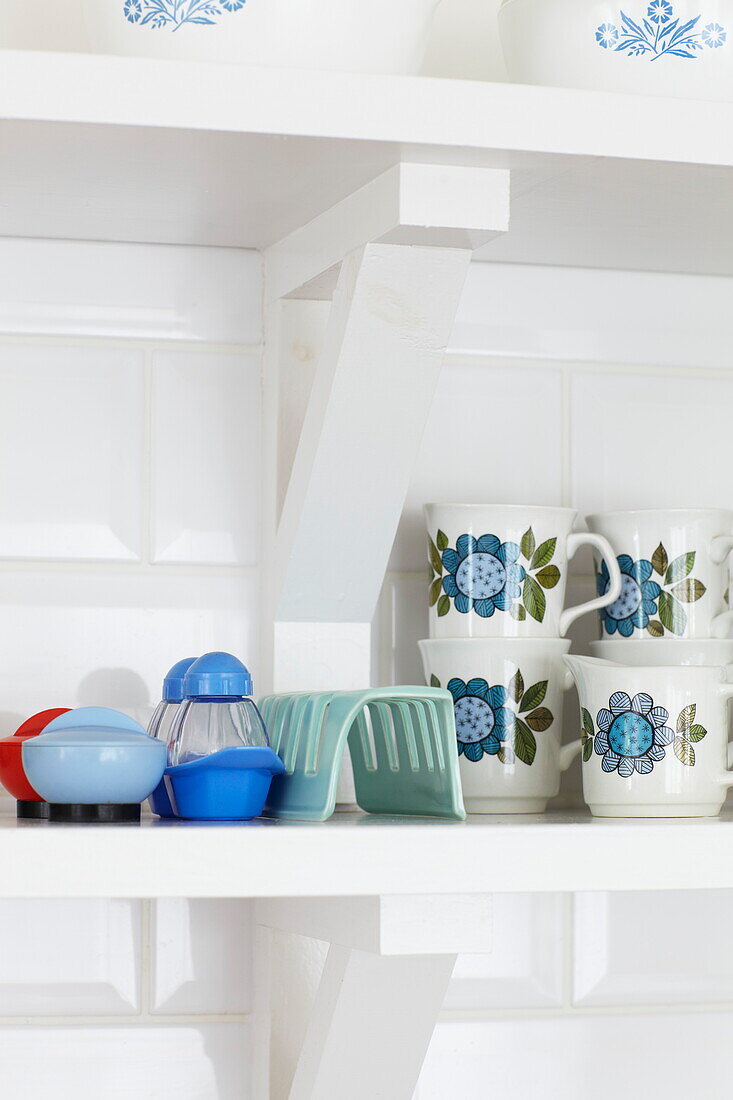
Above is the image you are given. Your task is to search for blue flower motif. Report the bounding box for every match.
[597,555,661,637]
[647,0,673,21]
[703,21,726,44]
[594,691,674,777]
[441,534,526,618]
[596,22,619,46]
[124,0,143,22]
[448,678,516,762]
[221,0,245,8]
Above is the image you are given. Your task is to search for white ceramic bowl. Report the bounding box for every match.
[499,0,733,99]
[81,0,442,73]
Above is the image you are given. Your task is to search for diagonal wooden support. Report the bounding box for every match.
[261,164,510,700]
[273,241,471,625]
[288,946,456,1100]
[267,163,510,303]
[257,895,493,1100]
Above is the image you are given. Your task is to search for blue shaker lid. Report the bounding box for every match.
[163,657,198,702]
[183,652,253,698]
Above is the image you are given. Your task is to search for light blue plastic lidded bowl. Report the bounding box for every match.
[163,653,284,820]
[23,707,167,806]
[148,657,197,818]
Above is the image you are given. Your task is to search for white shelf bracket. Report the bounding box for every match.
[262,164,510,693]
[257,895,493,1100]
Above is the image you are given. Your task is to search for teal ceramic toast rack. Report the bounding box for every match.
[258,687,465,822]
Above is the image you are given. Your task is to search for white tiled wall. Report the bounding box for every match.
[0,236,261,1093]
[5,235,733,1099]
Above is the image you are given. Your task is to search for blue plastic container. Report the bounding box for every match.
[148,657,197,818]
[164,652,284,820]
[164,746,285,821]
[23,707,167,822]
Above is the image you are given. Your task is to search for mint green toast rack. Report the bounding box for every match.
[258,687,465,822]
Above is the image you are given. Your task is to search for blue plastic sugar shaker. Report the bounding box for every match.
[163,652,284,821]
[147,657,197,818]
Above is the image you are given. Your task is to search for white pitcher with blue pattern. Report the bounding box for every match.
[565,654,733,817]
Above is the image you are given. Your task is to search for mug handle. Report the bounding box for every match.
[710,534,733,565]
[559,533,623,637]
[709,535,733,638]
[559,739,582,772]
[716,682,733,784]
[559,671,582,772]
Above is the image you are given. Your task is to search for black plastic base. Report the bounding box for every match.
[48,803,141,824]
[17,800,49,820]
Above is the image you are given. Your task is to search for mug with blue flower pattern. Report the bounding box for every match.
[566,655,733,817]
[420,638,580,813]
[425,505,622,639]
[587,510,733,640]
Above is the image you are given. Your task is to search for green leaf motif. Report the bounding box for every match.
[428,576,442,607]
[671,578,706,604]
[428,536,443,577]
[531,537,557,572]
[651,542,668,577]
[523,576,546,623]
[646,620,664,638]
[674,737,695,767]
[497,745,516,766]
[510,603,527,622]
[687,723,707,743]
[508,668,525,704]
[582,707,594,738]
[582,738,594,763]
[665,551,696,585]
[520,680,547,713]
[437,594,450,617]
[677,703,696,733]
[521,527,536,561]
[659,591,687,636]
[526,706,553,732]
[430,674,441,688]
[536,564,561,590]
[436,529,449,552]
[513,718,537,766]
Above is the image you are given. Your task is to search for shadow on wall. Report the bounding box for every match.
[77,668,154,729]
[0,711,26,738]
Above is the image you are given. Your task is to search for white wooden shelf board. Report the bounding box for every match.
[3,807,733,898]
[2,51,733,273]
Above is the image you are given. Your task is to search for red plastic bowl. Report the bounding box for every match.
[0,709,71,801]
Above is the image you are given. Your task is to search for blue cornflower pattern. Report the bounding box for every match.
[124,0,143,21]
[703,21,726,44]
[597,555,661,637]
[441,534,526,619]
[121,0,247,30]
[594,692,674,777]
[448,678,515,762]
[596,22,620,46]
[647,0,673,21]
[596,1,725,58]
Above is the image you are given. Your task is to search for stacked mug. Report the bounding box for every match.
[418,505,623,814]
[567,509,733,817]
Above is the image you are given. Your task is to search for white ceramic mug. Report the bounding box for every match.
[425,504,622,639]
[587,509,733,640]
[419,638,579,813]
[591,639,733,675]
[565,654,733,817]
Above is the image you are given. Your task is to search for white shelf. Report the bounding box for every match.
[4,807,733,898]
[2,50,733,273]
